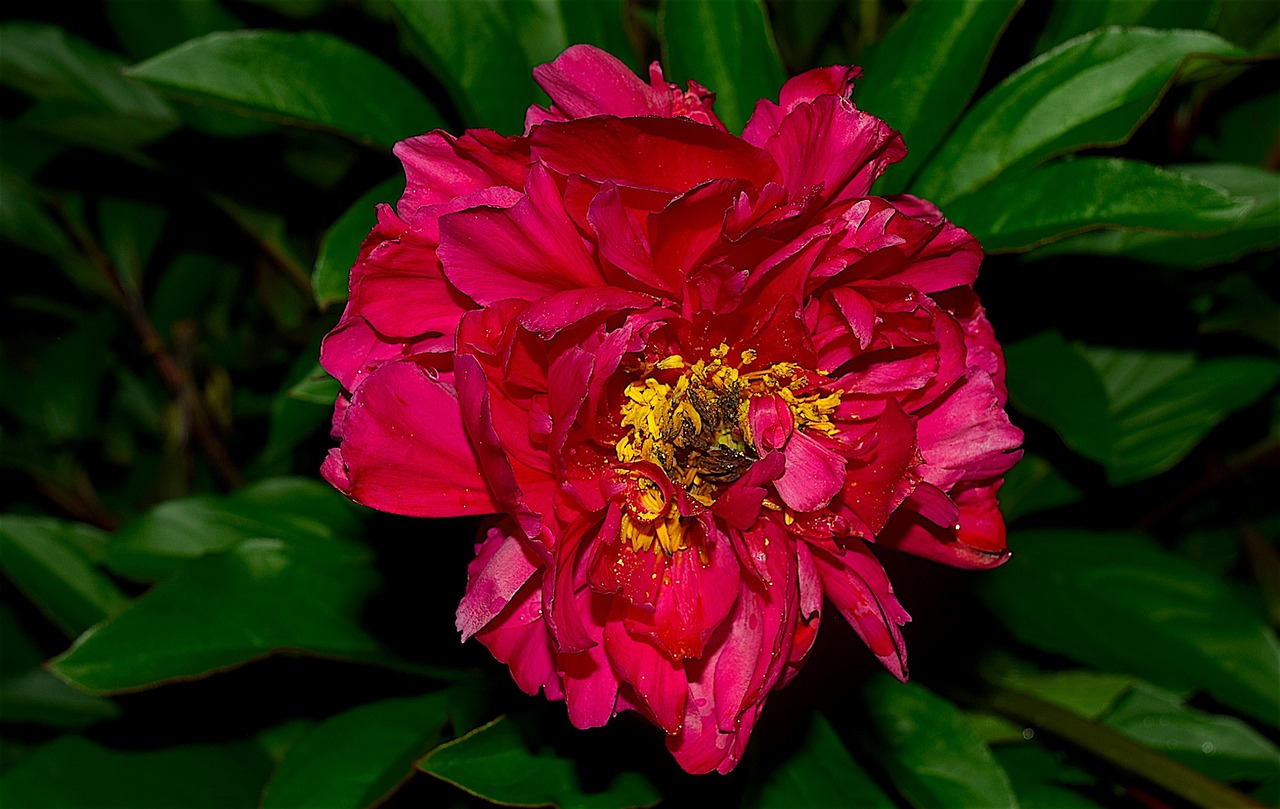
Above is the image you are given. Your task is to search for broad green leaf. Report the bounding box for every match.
[126,31,443,149]
[947,158,1251,252]
[744,712,894,809]
[659,0,787,133]
[982,530,1280,725]
[313,175,402,308]
[1082,349,1280,483]
[420,715,661,809]
[862,676,1020,809]
[1004,331,1113,461]
[994,746,1102,809]
[0,736,271,808]
[912,28,1241,205]
[558,0,638,74]
[262,689,476,809]
[51,536,384,692]
[0,516,128,637]
[1030,163,1280,268]
[984,666,1137,720]
[391,0,545,133]
[106,476,361,582]
[0,21,178,148]
[998,452,1082,521]
[1035,0,1218,54]
[1101,683,1280,784]
[0,669,121,728]
[859,0,1022,192]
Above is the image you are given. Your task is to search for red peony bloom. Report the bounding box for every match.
[321,45,1022,774]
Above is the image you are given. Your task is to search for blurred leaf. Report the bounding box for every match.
[0,172,78,266]
[659,0,787,133]
[208,194,311,292]
[257,357,338,470]
[313,175,402,308]
[51,535,385,692]
[983,665,1137,720]
[262,689,476,809]
[0,21,178,148]
[947,158,1251,252]
[149,251,227,337]
[1195,85,1279,165]
[769,0,846,70]
[126,30,443,149]
[0,736,271,809]
[0,669,121,729]
[106,476,361,582]
[993,746,1102,809]
[1035,0,1219,54]
[1100,682,1280,784]
[1214,0,1280,51]
[105,0,243,59]
[240,0,331,17]
[982,530,1280,725]
[743,712,894,809]
[0,516,128,637]
[0,124,66,178]
[912,28,1242,205]
[862,676,1019,809]
[1030,163,1280,268]
[998,452,1082,521]
[287,364,342,406]
[859,0,1022,193]
[420,715,661,809]
[1081,347,1280,483]
[100,197,167,291]
[0,603,44,677]
[558,0,638,73]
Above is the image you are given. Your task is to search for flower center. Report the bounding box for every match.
[613,344,841,553]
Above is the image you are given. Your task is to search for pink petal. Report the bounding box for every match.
[916,369,1024,490]
[475,578,563,699]
[742,66,858,146]
[813,543,911,680]
[456,522,541,640]
[321,360,498,517]
[748,393,795,454]
[528,45,671,124]
[774,431,847,513]
[394,128,528,214]
[603,601,688,734]
[517,287,657,338]
[878,479,1013,569]
[560,588,618,729]
[626,533,740,660]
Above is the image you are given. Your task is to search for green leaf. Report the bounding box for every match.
[0,516,129,637]
[862,676,1020,809]
[50,535,385,693]
[125,30,443,149]
[0,669,121,728]
[984,666,1138,720]
[1101,682,1280,784]
[982,530,1280,725]
[744,712,894,809]
[1029,163,1280,268]
[994,746,1103,809]
[558,0,637,74]
[105,0,243,60]
[1034,0,1219,54]
[313,175,402,308]
[0,21,178,148]
[1200,272,1280,350]
[1081,348,1280,483]
[658,0,787,133]
[106,476,361,582]
[998,452,1082,521]
[946,158,1251,252]
[0,736,272,809]
[1004,331,1113,461]
[262,689,476,809]
[912,28,1242,205]
[858,0,1022,193]
[99,197,167,291]
[257,357,338,469]
[419,715,661,809]
[0,172,76,262]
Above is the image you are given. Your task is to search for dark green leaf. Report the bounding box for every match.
[1101,683,1280,784]
[420,715,661,809]
[148,251,228,337]
[262,689,475,809]
[994,746,1103,809]
[858,0,1022,192]
[983,664,1137,720]
[0,736,271,808]
[998,452,1082,521]
[1004,330,1113,461]
[982,530,1280,725]
[0,172,77,264]
[1081,347,1280,483]
[1030,163,1280,268]
[100,197,167,291]
[51,535,384,692]
[257,358,338,469]
[313,175,402,308]
[0,603,44,678]
[558,0,637,74]
[126,31,443,149]
[769,0,846,70]
[912,28,1241,205]
[744,712,894,809]
[0,516,128,637]
[862,676,1019,809]
[947,158,1250,252]
[0,669,121,728]
[105,0,243,60]
[1034,0,1219,54]
[658,0,787,133]
[106,476,361,582]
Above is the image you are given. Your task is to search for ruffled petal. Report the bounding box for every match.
[813,542,911,679]
[457,522,541,640]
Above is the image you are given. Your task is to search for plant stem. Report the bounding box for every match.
[986,686,1266,809]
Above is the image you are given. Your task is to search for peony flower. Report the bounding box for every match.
[321,45,1023,774]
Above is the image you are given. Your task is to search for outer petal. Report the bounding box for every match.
[603,601,688,734]
[813,542,911,679]
[916,369,1024,490]
[742,66,858,146]
[774,431,847,513]
[475,577,563,700]
[528,45,670,124]
[560,588,618,729]
[394,128,528,214]
[322,360,499,517]
[457,522,541,640]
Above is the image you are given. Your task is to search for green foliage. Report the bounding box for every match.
[1,1,1276,806]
